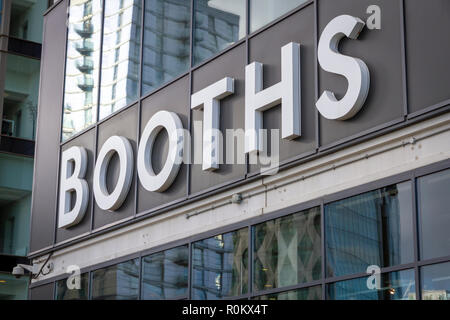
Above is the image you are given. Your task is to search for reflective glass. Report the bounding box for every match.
[142,245,189,300]
[9,0,48,43]
[99,0,142,119]
[253,207,321,292]
[250,0,307,33]
[0,273,29,300]
[92,259,140,300]
[253,286,322,300]
[1,54,40,140]
[192,228,248,299]
[417,170,450,260]
[325,183,414,278]
[193,0,246,65]
[55,273,89,300]
[141,0,191,96]
[327,269,416,300]
[421,262,450,300]
[62,0,102,141]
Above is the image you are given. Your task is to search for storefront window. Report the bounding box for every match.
[253,286,322,300]
[55,273,89,300]
[421,262,450,300]
[250,0,307,33]
[99,0,142,119]
[141,245,189,300]
[253,207,321,292]
[91,259,140,300]
[62,0,102,141]
[325,183,415,278]
[0,273,29,300]
[193,0,246,65]
[417,170,450,260]
[1,54,40,141]
[192,228,248,299]
[141,0,191,96]
[327,269,416,300]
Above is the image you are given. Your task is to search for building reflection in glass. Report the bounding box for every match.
[253,207,321,292]
[63,0,102,141]
[325,182,414,278]
[99,0,142,119]
[192,228,248,299]
[91,259,140,300]
[141,0,191,96]
[327,269,416,300]
[141,245,189,300]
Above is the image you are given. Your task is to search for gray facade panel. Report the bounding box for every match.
[29,283,54,300]
[248,4,317,174]
[29,0,68,253]
[93,105,139,229]
[318,0,405,147]
[56,128,96,242]
[137,76,190,213]
[190,43,247,195]
[405,0,450,114]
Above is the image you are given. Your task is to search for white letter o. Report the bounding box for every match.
[93,136,134,211]
[137,111,184,193]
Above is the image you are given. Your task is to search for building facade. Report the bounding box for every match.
[0,0,53,300]
[28,0,450,300]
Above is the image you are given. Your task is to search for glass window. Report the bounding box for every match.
[62,0,103,141]
[1,54,40,141]
[55,273,89,300]
[141,245,189,300]
[325,183,414,278]
[99,0,142,119]
[141,0,191,96]
[0,273,29,300]
[421,262,450,300]
[91,259,140,300]
[253,286,322,300]
[417,170,450,260]
[193,0,246,65]
[192,228,248,299]
[0,153,33,256]
[327,269,416,300]
[250,0,307,33]
[253,207,321,292]
[9,0,48,43]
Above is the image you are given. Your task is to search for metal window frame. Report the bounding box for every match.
[33,158,450,301]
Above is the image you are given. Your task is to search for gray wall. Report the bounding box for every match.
[30,0,450,255]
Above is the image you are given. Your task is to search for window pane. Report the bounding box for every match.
[92,259,140,300]
[2,54,40,140]
[192,228,248,299]
[421,262,450,300]
[250,0,307,33]
[0,273,29,300]
[193,0,246,65]
[418,170,450,260]
[99,0,142,119]
[327,269,416,300]
[55,273,89,300]
[253,286,322,300]
[253,207,321,292]
[141,0,191,96]
[142,245,189,300]
[9,0,48,43]
[0,153,33,256]
[62,0,103,141]
[325,183,414,278]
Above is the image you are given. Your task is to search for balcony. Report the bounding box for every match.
[0,135,35,157]
[75,21,94,38]
[76,58,94,74]
[77,76,94,91]
[75,39,94,56]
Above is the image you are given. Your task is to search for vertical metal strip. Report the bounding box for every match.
[399,0,409,117]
